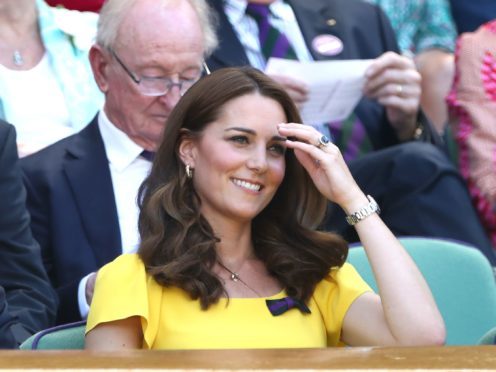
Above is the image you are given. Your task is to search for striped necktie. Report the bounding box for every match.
[245,3,298,61]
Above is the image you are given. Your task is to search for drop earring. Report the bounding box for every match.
[185,164,193,179]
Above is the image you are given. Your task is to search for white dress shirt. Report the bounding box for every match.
[0,54,74,156]
[77,110,152,318]
[224,0,314,69]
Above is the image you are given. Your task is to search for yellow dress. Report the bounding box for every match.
[86,254,371,349]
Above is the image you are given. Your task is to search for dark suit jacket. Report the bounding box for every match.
[21,117,121,324]
[0,121,57,348]
[206,0,442,150]
[449,0,496,33]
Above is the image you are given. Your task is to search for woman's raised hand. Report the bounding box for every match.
[278,123,366,212]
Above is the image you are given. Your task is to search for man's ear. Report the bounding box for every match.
[89,44,111,93]
[178,131,198,168]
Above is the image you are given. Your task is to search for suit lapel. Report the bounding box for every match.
[63,117,122,266]
[207,0,251,69]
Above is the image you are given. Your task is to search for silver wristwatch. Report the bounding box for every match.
[345,195,380,226]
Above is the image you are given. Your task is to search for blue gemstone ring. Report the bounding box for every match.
[317,135,330,149]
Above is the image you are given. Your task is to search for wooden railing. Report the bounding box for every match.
[0,346,495,370]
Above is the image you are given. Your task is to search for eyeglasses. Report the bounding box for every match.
[202,61,211,75]
[110,49,202,97]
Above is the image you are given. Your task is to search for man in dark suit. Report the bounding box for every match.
[205,0,496,265]
[21,0,218,324]
[0,120,57,348]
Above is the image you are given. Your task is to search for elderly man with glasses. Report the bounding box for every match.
[20,0,218,324]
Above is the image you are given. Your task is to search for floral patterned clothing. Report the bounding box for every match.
[366,0,457,55]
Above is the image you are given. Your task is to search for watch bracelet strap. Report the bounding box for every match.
[345,195,380,226]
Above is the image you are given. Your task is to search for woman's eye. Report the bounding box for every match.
[229,136,249,144]
[269,143,286,155]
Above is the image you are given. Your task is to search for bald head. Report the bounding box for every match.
[118,0,204,59]
[97,0,217,57]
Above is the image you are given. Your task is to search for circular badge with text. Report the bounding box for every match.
[312,34,344,56]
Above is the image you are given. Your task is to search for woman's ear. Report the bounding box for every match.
[178,132,197,168]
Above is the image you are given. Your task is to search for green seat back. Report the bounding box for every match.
[347,237,496,345]
[478,326,496,345]
[19,321,86,350]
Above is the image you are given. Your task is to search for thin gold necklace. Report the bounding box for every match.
[217,260,263,297]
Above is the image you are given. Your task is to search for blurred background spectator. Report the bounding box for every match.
[0,120,57,348]
[447,20,496,250]
[366,0,457,133]
[0,0,103,156]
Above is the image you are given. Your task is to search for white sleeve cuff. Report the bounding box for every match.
[77,273,93,319]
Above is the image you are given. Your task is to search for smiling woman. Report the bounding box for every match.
[85,67,445,350]
[179,93,288,226]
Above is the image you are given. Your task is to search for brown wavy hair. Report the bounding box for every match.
[138,67,348,309]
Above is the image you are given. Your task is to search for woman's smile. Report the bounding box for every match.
[231,177,264,193]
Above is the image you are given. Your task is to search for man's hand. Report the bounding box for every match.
[364,52,421,141]
[85,272,97,305]
[267,73,309,108]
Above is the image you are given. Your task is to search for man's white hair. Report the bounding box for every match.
[96,0,218,56]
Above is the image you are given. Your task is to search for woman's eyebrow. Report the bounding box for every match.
[224,127,255,134]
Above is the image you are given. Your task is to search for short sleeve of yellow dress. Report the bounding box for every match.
[86,254,372,349]
[86,253,163,349]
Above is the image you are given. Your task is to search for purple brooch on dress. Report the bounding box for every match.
[266,297,311,316]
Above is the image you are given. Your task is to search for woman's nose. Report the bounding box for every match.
[246,146,268,173]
